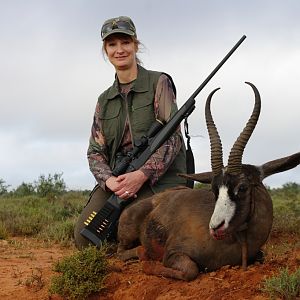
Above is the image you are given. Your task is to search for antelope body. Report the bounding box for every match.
[117,83,300,281]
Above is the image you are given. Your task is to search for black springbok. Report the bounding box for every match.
[116,82,300,281]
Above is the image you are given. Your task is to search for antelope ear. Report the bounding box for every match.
[178,172,213,184]
[261,152,300,180]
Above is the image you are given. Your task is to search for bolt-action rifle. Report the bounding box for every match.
[80,35,247,247]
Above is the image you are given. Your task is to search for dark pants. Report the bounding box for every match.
[74,184,155,249]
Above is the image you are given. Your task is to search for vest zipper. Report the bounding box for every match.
[124,92,135,148]
[115,93,134,157]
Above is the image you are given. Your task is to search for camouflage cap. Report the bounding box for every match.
[101,16,137,41]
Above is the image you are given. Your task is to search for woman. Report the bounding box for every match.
[74,16,187,249]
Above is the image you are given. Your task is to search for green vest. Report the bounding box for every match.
[98,65,187,192]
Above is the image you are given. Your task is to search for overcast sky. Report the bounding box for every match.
[0,0,299,190]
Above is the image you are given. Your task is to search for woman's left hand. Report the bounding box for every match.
[114,170,148,200]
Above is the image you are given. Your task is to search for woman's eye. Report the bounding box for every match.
[108,42,116,47]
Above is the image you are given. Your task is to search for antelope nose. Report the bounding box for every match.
[210,221,226,240]
[210,220,225,231]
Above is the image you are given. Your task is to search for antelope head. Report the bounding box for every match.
[179,82,300,240]
[205,82,261,239]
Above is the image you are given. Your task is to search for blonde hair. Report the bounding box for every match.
[102,35,143,65]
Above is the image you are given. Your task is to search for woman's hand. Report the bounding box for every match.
[114,170,148,200]
[105,176,120,193]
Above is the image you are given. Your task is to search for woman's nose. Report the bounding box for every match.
[116,43,124,53]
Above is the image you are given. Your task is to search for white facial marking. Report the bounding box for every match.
[209,185,236,230]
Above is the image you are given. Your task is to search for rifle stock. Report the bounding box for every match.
[80,35,247,247]
[80,194,125,246]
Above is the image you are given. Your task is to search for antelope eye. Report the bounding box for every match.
[238,184,248,193]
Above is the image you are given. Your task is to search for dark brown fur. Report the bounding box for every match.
[117,154,299,281]
[117,81,300,280]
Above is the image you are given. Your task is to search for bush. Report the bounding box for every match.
[262,267,300,300]
[0,179,10,196]
[13,182,35,197]
[49,245,109,300]
[35,173,66,197]
[0,173,70,198]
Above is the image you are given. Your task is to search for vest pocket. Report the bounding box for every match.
[99,104,122,149]
[100,102,121,120]
[131,98,155,137]
[132,96,153,111]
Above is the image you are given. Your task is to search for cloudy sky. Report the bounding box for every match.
[0,0,299,190]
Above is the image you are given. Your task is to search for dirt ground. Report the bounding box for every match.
[0,233,299,300]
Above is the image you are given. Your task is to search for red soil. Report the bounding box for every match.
[0,233,299,300]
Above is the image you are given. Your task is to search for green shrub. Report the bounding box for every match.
[13,182,36,197]
[0,179,10,196]
[49,245,109,300]
[1,174,69,198]
[35,173,66,197]
[262,267,300,300]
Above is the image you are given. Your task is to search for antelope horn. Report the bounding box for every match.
[227,82,261,175]
[178,172,213,184]
[205,87,224,175]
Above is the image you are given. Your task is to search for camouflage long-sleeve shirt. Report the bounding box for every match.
[88,74,182,190]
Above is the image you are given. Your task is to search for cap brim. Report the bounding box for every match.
[102,29,135,40]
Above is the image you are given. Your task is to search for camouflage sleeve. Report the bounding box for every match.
[140,74,182,185]
[87,101,112,190]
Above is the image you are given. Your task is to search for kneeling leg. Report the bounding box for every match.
[142,253,199,281]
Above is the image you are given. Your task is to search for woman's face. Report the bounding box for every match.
[104,34,137,71]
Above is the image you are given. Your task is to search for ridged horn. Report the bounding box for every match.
[205,87,224,175]
[227,82,261,175]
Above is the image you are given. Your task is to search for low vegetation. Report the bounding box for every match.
[49,245,109,300]
[0,175,299,299]
[261,267,300,300]
[270,182,300,235]
[0,174,89,245]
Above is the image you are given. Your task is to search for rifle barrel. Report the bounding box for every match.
[134,35,247,162]
[190,35,246,99]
